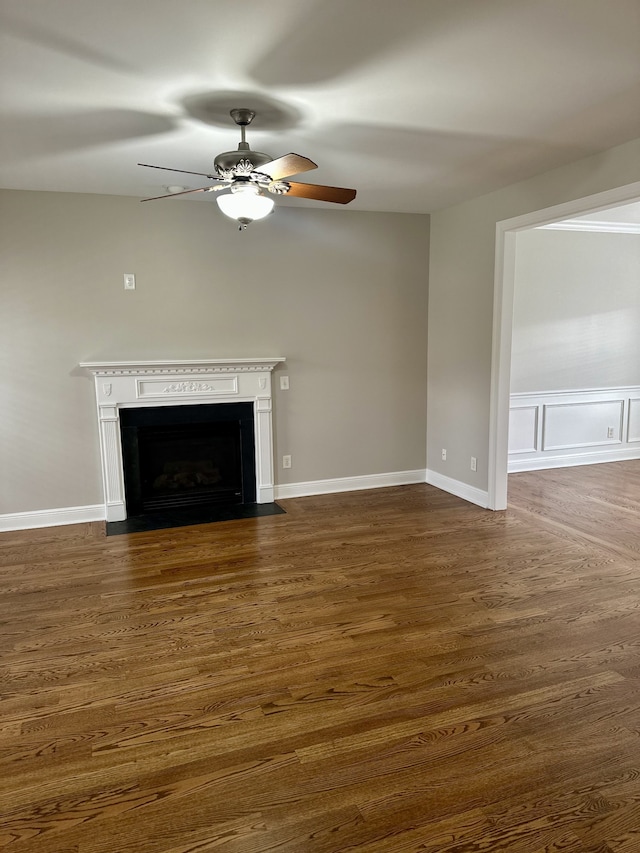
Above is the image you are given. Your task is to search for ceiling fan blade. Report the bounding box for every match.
[284,182,356,204]
[257,153,317,181]
[141,186,216,202]
[138,162,218,179]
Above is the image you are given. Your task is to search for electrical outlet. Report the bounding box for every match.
[282,454,292,469]
[470,456,477,472]
[607,426,615,438]
[123,273,136,290]
[441,448,447,461]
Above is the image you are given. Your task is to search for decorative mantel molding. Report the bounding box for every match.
[80,357,285,522]
[80,357,285,376]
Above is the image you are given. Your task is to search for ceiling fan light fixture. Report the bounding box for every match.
[216,183,274,227]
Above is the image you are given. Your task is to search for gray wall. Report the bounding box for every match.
[512,228,640,393]
[427,137,640,490]
[0,190,429,514]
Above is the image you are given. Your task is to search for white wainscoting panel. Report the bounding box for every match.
[629,398,640,443]
[542,399,623,450]
[509,406,538,454]
[509,387,640,472]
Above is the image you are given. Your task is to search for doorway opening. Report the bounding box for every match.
[489,180,640,510]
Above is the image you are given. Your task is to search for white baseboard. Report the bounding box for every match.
[426,469,489,509]
[0,472,428,532]
[0,504,105,533]
[274,469,427,500]
[508,446,640,473]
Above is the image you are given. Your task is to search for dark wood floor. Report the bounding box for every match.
[1,462,639,852]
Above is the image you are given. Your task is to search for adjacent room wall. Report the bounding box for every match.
[508,227,640,471]
[0,190,429,516]
[427,137,640,499]
[512,228,640,393]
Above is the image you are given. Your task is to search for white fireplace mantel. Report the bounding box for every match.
[80,357,285,522]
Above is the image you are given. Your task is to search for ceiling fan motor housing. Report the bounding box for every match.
[214,107,272,176]
[214,147,273,175]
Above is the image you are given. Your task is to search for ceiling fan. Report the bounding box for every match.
[139,108,357,229]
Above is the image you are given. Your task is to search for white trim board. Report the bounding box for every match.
[274,469,426,500]
[509,447,640,473]
[539,219,640,234]
[425,470,489,509]
[0,504,105,533]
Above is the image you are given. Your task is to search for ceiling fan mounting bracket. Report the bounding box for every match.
[229,108,256,127]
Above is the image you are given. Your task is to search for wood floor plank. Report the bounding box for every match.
[1,462,639,851]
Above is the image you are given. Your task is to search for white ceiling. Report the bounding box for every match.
[1,0,640,214]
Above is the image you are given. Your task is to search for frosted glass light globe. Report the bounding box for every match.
[216,184,274,224]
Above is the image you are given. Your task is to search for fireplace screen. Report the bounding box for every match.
[120,403,256,516]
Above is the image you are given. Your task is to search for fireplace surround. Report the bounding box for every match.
[81,358,284,522]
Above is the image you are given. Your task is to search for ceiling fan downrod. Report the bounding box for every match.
[229,108,255,151]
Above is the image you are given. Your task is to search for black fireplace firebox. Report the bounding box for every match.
[120,402,256,517]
